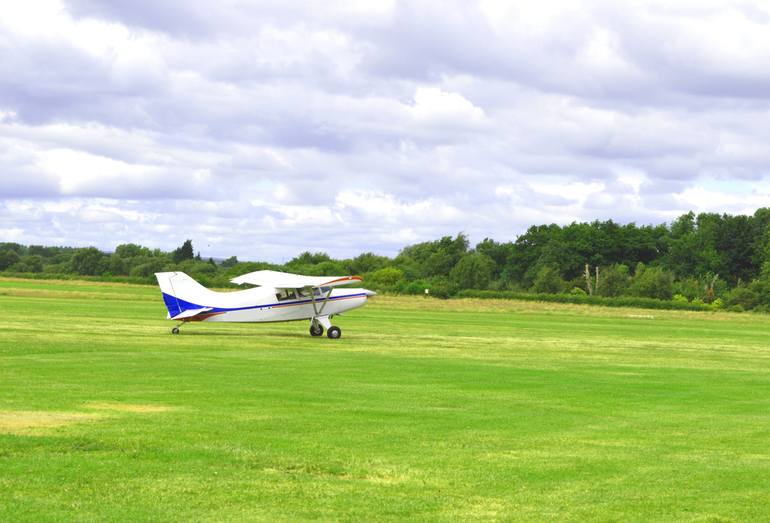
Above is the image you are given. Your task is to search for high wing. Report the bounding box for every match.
[230,270,362,289]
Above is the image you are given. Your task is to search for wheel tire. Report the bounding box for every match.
[171,327,180,335]
[327,326,341,339]
[310,324,324,337]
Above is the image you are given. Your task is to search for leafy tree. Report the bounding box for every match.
[598,264,630,297]
[115,243,150,258]
[0,243,24,254]
[716,214,755,283]
[531,266,566,294]
[106,255,128,275]
[288,251,331,266]
[0,249,20,270]
[475,238,513,278]
[347,252,390,274]
[130,258,168,278]
[178,259,216,276]
[450,252,495,289]
[398,234,468,278]
[311,261,347,276]
[392,254,421,280]
[12,255,44,273]
[172,240,194,263]
[367,267,405,289]
[27,245,64,258]
[628,267,674,300]
[71,247,107,276]
[221,256,239,268]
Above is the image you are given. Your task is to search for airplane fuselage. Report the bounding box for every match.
[163,286,371,323]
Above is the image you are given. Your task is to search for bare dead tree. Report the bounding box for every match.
[585,264,593,295]
[584,264,601,296]
[703,273,718,303]
[595,266,600,295]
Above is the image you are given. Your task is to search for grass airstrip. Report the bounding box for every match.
[1,277,770,521]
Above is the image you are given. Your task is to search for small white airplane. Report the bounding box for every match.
[154,270,375,339]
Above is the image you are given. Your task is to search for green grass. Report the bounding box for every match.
[1,277,770,521]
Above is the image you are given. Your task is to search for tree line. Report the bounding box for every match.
[2,208,770,311]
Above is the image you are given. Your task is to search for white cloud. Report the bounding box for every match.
[1,0,769,259]
[411,87,486,127]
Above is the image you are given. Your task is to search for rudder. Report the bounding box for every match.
[154,272,211,318]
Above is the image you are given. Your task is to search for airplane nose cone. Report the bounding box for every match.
[364,289,377,297]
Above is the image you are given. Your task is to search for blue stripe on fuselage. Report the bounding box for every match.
[161,292,367,315]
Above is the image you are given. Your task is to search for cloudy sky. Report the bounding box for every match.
[2,0,770,261]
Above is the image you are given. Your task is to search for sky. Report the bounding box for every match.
[1,0,770,261]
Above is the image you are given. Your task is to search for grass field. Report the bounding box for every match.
[1,277,770,521]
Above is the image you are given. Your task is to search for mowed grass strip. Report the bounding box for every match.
[1,277,770,521]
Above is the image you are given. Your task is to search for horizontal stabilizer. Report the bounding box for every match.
[171,307,213,320]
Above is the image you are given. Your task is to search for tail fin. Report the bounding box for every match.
[154,272,213,319]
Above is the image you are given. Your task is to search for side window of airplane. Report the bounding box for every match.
[275,289,297,301]
[296,288,311,298]
[313,286,331,297]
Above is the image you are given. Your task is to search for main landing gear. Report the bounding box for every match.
[171,326,181,334]
[310,316,342,339]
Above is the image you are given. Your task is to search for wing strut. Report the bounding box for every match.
[308,286,333,318]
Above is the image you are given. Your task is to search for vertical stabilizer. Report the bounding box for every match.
[154,272,211,318]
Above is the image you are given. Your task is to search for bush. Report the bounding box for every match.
[424,278,455,299]
[673,277,702,301]
[455,290,712,312]
[725,286,761,310]
[402,280,429,295]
